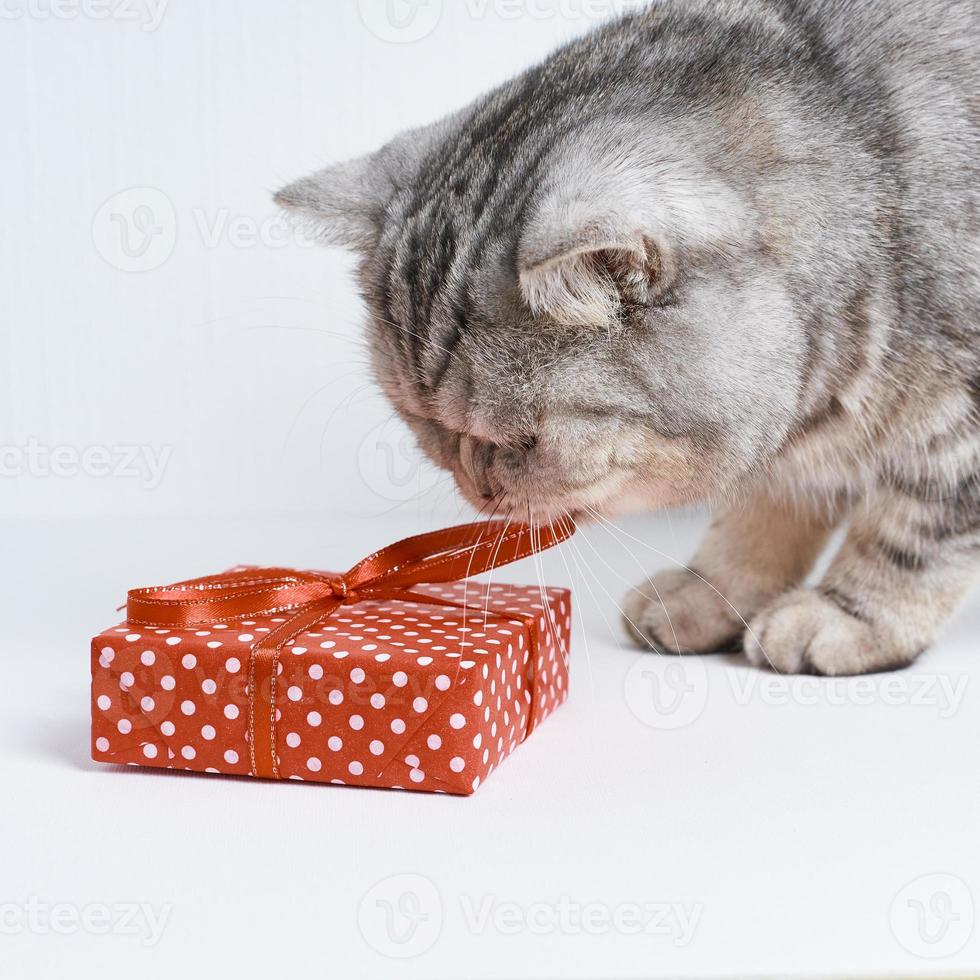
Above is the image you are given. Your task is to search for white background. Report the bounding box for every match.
[2,2,978,979]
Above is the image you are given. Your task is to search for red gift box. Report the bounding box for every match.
[90,521,573,795]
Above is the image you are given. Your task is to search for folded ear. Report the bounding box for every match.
[274,153,386,251]
[517,199,666,327]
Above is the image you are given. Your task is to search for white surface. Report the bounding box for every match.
[2,511,979,979]
[4,2,980,977]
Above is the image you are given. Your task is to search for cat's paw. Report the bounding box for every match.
[744,588,913,675]
[623,568,747,654]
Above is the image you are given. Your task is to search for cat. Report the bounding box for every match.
[276,0,979,676]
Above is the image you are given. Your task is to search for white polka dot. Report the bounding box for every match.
[125,633,140,642]
[181,654,197,669]
[201,678,217,695]
[207,641,222,649]
[392,671,408,687]
[224,704,239,720]
[435,674,451,691]
[370,693,386,709]
[449,713,466,729]
[319,640,335,649]
[180,700,196,716]
[160,720,175,736]
[142,744,158,759]
[307,711,322,727]
[287,686,302,702]
[225,657,240,673]
[473,690,484,706]
[179,745,195,760]
[412,697,428,713]
[308,664,323,680]
[95,737,110,752]
[349,714,364,731]
[201,725,216,741]
[409,768,425,783]
[120,672,134,689]
[328,689,343,705]
[97,695,111,711]
[450,756,465,773]
[473,732,482,749]
[307,757,322,772]
[328,736,343,751]
[160,675,175,691]
[224,749,239,765]
[417,657,433,667]
[99,647,115,665]
[116,718,132,734]
[405,754,420,768]
[140,650,156,666]
[237,634,254,643]
[140,696,155,712]
[369,740,385,756]
[348,760,364,776]
[391,718,406,734]
[471,776,480,791]
[350,667,365,684]
[427,734,442,750]
[286,732,301,748]
[165,637,181,646]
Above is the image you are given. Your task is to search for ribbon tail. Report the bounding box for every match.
[248,597,343,779]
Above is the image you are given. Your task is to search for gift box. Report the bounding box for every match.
[90,521,573,795]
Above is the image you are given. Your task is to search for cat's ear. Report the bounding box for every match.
[518,201,667,327]
[274,153,386,251]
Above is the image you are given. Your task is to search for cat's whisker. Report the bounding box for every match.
[581,505,772,668]
[572,520,683,656]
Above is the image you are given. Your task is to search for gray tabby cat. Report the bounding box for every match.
[277,0,979,675]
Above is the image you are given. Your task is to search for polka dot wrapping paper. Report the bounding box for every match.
[90,578,572,795]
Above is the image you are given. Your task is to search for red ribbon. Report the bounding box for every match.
[126,519,574,778]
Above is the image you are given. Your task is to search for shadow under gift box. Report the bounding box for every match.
[91,578,572,795]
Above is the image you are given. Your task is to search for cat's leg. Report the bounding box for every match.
[745,477,980,675]
[623,493,842,654]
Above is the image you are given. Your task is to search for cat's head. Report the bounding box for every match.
[276,111,805,522]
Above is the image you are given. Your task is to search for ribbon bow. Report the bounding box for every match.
[126,518,574,778]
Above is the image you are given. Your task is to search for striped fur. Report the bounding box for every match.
[277,0,979,675]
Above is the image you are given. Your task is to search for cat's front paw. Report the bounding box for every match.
[623,568,748,654]
[744,588,915,675]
